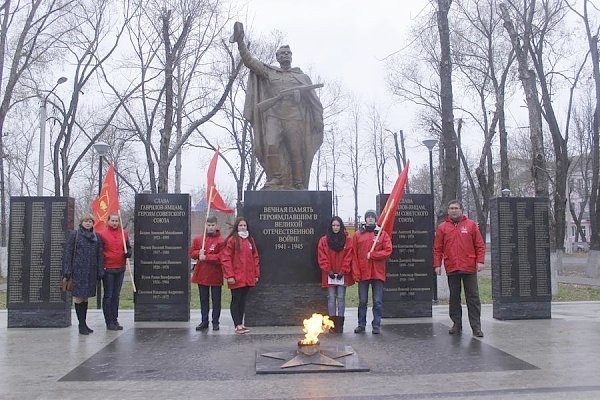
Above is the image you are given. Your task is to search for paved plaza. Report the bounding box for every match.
[1,302,600,399]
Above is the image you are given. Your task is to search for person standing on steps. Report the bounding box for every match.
[190,215,225,332]
[63,213,104,335]
[434,200,486,338]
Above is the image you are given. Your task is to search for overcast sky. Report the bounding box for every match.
[181,0,437,218]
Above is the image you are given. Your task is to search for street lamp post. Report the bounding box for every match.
[422,138,438,303]
[92,141,110,309]
[37,77,67,196]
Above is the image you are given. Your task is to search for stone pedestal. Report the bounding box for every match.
[134,193,190,321]
[490,197,551,320]
[243,191,331,326]
[378,194,433,318]
[7,197,74,328]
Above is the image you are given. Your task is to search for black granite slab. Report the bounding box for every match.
[490,197,552,320]
[59,323,536,381]
[133,193,191,321]
[7,197,74,328]
[243,191,331,326]
[377,194,434,318]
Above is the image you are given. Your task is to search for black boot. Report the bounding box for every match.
[335,316,345,333]
[82,302,93,333]
[329,316,339,334]
[74,303,89,335]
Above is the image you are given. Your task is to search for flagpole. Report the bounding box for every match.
[369,198,394,254]
[118,209,136,292]
[201,185,215,252]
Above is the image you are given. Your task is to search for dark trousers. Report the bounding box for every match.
[357,280,384,329]
[199,284,222,324]
[447,272,481,330]
[102,270,125,325]
[230,286,250,327]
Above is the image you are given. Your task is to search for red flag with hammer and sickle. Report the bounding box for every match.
[91,163,120,231]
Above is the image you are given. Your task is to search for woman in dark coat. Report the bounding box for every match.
[63,213,104,335]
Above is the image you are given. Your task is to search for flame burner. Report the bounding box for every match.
[297,340,320,356]
[255,314,369,374]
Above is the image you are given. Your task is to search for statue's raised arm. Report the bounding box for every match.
[230,21,324,190]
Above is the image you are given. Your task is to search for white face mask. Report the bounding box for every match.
[238,231,249,239]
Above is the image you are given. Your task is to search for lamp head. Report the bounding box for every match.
[93,141,110,156]
[422,139,438,151]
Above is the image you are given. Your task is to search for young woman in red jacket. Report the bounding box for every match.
[97,213,131,331]
[190,215,225,331]
[221,217,260,334]
[318,216,354,333]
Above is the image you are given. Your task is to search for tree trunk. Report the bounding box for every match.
[437,0,459,223]
[500,3,549,200]
[159,10,174,193]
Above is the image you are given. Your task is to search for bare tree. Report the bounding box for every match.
[566,0,600,253]
[0,0,75,244]
[115,0,241,194]
[436,0,460,222]
[500,2,549,202]
[344,98,364,229]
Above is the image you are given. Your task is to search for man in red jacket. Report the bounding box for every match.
[352,209,392,334]
[434,200,486,337]
[190,216,225,331]
[98,213,131,331]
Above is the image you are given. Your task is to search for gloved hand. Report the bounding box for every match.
[336,273,344,280]
[124,251,132,259]
[328,271,336,279]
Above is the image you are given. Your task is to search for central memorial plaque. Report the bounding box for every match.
[7,197,74,328]
[134,193,190,321]
[243,191,331,326]
[490,197,551,320]
[378,193,433,317]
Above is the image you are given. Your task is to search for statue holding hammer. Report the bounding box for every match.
[230,22,324,190]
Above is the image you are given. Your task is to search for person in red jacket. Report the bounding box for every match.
[352,209,392,334]
[318,216,354,333]
[221,217,260,334]
[190,216,225,331]
[98,213,131,331]
[434,200,486,337]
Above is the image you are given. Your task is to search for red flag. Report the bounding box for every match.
[207,148,234,214]
[377,160,410,236]
[91,163,120,231]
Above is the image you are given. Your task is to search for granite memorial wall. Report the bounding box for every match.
[7,197,74,327]
[378,193,434,318]
[243,191,331,326]
[490,197,551,319]
[134,193,190,321]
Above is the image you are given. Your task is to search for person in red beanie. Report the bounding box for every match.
[190,216,225,331]
[434,200,486,338]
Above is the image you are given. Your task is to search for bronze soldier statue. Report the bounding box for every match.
[230,22,324,190]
